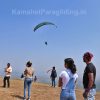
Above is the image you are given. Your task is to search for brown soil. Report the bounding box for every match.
[0,77,100,100]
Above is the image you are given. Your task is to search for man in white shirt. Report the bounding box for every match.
[3,63,12,88]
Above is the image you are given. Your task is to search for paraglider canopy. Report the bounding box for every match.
[33,21,57,32]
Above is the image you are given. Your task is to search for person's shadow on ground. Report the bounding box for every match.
[11,95,24,99]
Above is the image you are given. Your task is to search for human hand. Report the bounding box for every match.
[83,91,88,98]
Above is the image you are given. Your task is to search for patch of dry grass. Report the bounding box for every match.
[0,77,100,100]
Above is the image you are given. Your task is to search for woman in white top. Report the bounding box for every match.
[58,58,78,100]
[23,61,34,100]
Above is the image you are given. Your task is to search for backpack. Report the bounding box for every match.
[51,70,57,78]
[21,73,24,78]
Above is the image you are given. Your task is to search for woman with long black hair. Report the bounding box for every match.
[58,58,78,100]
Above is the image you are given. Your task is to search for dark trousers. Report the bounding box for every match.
[3,76,10,87]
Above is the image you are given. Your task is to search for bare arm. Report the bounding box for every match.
[83,73,94,98]
[58,77,62,87]
[47,69,52,73]
[24,69,34,76]
[5,68,12,73]
[75,78,77,84]
[88,73,94,89]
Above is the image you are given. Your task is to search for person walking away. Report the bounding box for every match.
[23,61,34,100]
[3,63,12,88]
[83,52,96,100]
[50,66,57,87]
[58,58,78,100]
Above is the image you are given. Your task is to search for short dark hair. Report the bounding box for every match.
[53,66,55,70]
[83,52,93,62]
[26,61,32,67]
[64,58,76,74]
[7,63,10,67]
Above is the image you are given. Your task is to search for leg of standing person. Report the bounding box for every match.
[52,78,55,87]
[28,78,32,99]
[3,76,7,87]
[69,91,76,100]
[54,78,56,87]
[52,78,53,86]
[24,79,27,99]
[7,76,10,88]
[60,90,70,100]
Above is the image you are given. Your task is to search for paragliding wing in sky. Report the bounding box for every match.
[34,22,57,32]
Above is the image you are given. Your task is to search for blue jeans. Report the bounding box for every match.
[51,78,55,87]
[24,78,33,99]
[84,89,96,100]
[60,89,76,100]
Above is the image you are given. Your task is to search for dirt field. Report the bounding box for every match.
[0,77,100,100]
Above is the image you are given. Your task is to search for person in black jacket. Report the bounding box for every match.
[50,66,57,87]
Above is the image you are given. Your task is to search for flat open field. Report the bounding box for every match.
[0,77,100,100]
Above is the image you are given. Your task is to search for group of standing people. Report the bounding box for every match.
[2,51,96,100]
[3,61,34,100]
[58,52,96,100]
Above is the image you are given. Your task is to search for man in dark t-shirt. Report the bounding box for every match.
[83,52,96,99]
[83,52,96,100]
[83,63,96,89]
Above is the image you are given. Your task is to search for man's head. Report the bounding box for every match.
[7,63,10,68]
[83,52,93,63]
[53,66,55,70]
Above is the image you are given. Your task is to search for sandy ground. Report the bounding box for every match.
[0,77,100,100]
